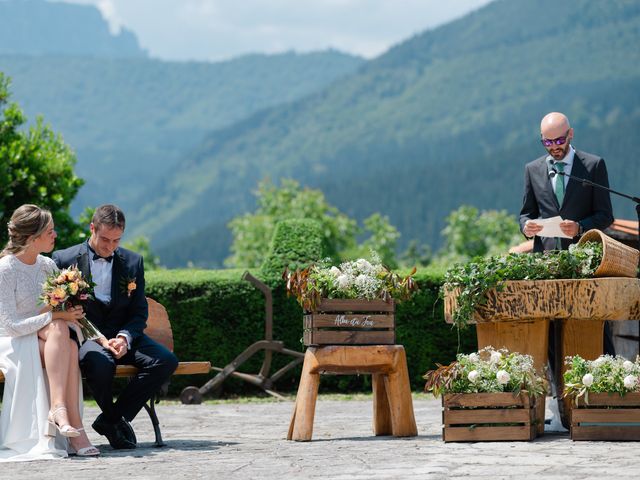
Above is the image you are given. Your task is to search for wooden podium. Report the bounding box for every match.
[444,278,640,427]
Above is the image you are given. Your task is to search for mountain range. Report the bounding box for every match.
[2,0,639,268]
[134,0,640,266]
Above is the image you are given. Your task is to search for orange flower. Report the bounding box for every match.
[127,281,137,297]
[51,287,68,303]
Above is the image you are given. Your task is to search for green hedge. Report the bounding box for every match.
[145,267,477,396]
[261,218,326,278]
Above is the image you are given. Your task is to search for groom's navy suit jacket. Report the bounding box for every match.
[52,242,148,343]
[519,149,614,252]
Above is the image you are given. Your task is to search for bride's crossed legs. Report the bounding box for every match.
[38,313,99,455]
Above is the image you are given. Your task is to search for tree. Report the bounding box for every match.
[435,205,522,264]
[226,178,359,267]
[0,73,84,248]
[341,213,401,269]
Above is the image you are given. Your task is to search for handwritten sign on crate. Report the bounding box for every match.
[303,298,395,346]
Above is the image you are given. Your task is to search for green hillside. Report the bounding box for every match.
[141,0,640,267]
[1,51,364,212]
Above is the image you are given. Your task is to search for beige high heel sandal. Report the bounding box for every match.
[68,429,100,457]
[46,405,81,438]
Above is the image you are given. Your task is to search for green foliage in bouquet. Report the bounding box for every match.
[423,347,546,397]
[284,253,418,311]
[564,354,640,403]
[443,242,603,329]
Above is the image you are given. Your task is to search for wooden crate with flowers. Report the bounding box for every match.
[285,257,417,346]
[442,230,640,429]
[565,355,640,441]
[424,347,546,442]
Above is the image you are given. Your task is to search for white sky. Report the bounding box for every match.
[54,0,494,61]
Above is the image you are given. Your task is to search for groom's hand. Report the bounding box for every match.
[108,337,129,359]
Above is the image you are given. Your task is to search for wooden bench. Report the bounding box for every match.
[0,298,211,447]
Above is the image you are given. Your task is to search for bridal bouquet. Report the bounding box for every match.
[423,347,546,397]
[41,265,104,342]
[564,354,640,403]
[284,254,418,311]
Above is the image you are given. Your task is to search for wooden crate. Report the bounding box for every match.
[571,392,640,441]
[442,392,539,442]
[303,298,395,346]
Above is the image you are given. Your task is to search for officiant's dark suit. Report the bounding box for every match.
[519,149,614,251]
[53,205,178,449]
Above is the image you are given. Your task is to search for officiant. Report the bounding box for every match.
[519,111,613,251]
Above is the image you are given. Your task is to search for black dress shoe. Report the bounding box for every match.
[92,414,136,450]
[117,418,137,445]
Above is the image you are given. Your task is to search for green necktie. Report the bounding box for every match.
[554,162,566,205]
[554,162,566,250]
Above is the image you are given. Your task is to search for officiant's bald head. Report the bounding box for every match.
[540,112,574,160]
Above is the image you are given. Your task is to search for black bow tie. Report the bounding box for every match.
[88,244,114,263]
[93,253,113,263]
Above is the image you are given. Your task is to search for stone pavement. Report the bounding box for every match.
[1,395,637,480]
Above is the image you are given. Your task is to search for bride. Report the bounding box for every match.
[0,204,99,460]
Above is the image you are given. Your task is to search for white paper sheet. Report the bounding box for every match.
[531,216,572,239]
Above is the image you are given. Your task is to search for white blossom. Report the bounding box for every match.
[624,375,637,389]
[592,357,606,368]
[329,266,342,277]
[468,353,479,362]
[623,360,634,372]
[468,370,479,383]
[336,274,352,290]
[490,351,502,364]
[496,370,510,385]
[355,258,373,272]
[582,373,594,387]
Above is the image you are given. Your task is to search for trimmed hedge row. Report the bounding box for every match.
[145,268,477,396]
[261,219,326,278]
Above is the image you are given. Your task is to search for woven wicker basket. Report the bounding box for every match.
[577,229,639,278]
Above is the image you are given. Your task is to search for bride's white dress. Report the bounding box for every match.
[0,254,69,461]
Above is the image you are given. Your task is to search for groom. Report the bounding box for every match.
[53,204,178,449]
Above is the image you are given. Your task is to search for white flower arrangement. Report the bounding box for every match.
[424,346,546,397]
[564,354,640,402]
[284,253,418,311]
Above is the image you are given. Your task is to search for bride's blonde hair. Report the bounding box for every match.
[0,204,53,259]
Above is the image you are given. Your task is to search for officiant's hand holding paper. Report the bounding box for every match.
[526,216,572,239]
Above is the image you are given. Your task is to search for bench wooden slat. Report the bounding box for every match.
[114,362,211,377]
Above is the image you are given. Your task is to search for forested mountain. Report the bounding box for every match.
[1,53,364,212]
[0,0,145,57]
[137,0,640,267]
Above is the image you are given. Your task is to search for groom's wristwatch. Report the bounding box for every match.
[577,223,584,237]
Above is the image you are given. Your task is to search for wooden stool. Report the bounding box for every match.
[287,345,418,441]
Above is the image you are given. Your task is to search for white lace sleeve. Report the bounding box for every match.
[0,261,53,337]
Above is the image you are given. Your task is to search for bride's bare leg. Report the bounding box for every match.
[65,339,82,427]
[64,339,98,451]
[38,320,72,426]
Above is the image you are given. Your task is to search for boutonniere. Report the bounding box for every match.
[120,276,137,298]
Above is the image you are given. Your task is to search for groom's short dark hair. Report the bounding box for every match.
[92,204,126,231]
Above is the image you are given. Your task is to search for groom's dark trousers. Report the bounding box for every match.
[53,242,178,424]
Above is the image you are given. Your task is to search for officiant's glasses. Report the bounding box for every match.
[540,129,570,147]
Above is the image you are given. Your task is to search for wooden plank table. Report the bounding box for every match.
[444,278,640,428]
